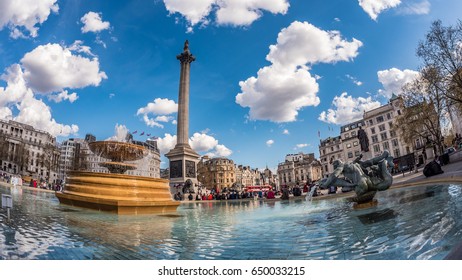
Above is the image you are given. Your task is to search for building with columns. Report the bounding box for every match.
[277,152,323,186]
[318,95,436,178]
[0,119,60,182]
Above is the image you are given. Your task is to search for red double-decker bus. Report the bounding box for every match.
[245,185,272,193]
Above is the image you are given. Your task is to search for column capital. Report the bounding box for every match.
[176,40,195,64]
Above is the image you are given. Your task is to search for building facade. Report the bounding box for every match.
[340,120,364,162]
[317,95,435,177]
[362,95,429,169]
[277,152,323,186]
[197,157,236,192]
[0,119,60,182]
[318,136,344,178]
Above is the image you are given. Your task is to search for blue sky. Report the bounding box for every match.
[0,0,461,171]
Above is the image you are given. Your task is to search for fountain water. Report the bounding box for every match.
[56,140,179,214]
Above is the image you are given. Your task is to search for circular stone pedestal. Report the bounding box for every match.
[349,191,378,210]
[353,199,378,209]
[56,171,179,214]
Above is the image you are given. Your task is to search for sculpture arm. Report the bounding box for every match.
[320,164,343,188]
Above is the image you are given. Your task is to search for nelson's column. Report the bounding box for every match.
[165,40,200,191]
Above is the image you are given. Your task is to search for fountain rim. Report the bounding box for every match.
[67,170,170,183]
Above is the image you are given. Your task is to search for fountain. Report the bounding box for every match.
[55,140,180,214]
[318,150,394,209]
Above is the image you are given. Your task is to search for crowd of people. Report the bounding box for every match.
[174,188,279,201]
[173,184,328,202]
[1,172,62,191]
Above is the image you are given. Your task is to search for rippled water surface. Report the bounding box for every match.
[1,184,461,260]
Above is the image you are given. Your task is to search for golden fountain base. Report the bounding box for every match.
[353,199,378,210]
[56,171,179,215]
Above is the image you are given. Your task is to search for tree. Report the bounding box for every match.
[0,131,9,170]
[38,143,59,183]
[417,20,462,106]
[395,67,447,155]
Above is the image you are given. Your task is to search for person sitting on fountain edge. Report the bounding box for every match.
[319,150,393,198]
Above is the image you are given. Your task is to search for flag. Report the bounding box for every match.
[140,132,145,136]
[132,130,137,134]
[147,133,151,136]
[318,130,320,138]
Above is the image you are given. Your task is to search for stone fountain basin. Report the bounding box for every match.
[88,141,148,162]
[56,171,179,214]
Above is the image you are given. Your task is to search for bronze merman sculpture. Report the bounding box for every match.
[318,150,393,208]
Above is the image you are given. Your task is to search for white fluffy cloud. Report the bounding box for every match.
[282,129,289,135]
[0,0,59,38]
[319,92,381,125]
[47,90,78,103]
[156,132,232,157]
[163,0,289,31]
[20,42,107,93]
[294,143,309,150]
[80,11,110,33]
[0,41,107,137]
[0,65,79,136]
[266,139,274,147]
[266,21,363,67]
[358,0,401,20]
[236,21,362,123]
[397,0,430,15]
[106,124,130,142]
[137,98,178,128]
[346,74,363,86]
[377,68,420,98]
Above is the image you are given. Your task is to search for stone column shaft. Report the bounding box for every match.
[177,61,190,146]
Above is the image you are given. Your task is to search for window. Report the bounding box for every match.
[390,130,396,138]
[376,116,384,123]
[392,139,399,147]
[394,149,400,157]
[416,138,422,148]
[382,141,390,150]
[368,119,373,126]
[388,122,393,129]
[346,143,352,148]
[371,127,376,134]
[406,146,410,154]
[379,124,386,132]
[387,113,392,120]
[344,133,350,138]
[355,151,360,156]
[353,141,358,146]
[351,131,356,136]
[373,145,380,153]
[372,135,379,143]
[348,152,353,158]
[380,132,387,141]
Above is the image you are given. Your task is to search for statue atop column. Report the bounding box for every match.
[177,40,195,63]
